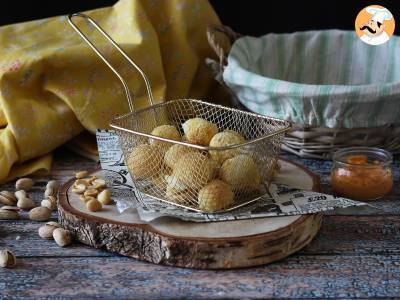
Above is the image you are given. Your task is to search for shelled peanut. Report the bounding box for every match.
[70,171,113,212]
[38,221,61,239]
[0,176,74,265]
[0,250,16,268]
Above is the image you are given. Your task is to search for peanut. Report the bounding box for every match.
[46,221,61,228]
[44,187,56,198]
[46,180,59,190]
[98,189,112,205]
[14,190,27,199]
[74,179,88,187]
[53,228,72,247]
[80,195,96,203]
[15,178,34,191]
[71,184,86,194]
[92,179,106,189]
[29,207,51,221]
[0,191,17,206]
[84,188,98,198]
[0,206,20,212]
[0,209,19,220]
[86,199,102,212]
[46,195,57,205]
[86,176,97,184]
[38,222,60,239]
[75,171,89,179]
[0,250,16,268]
[17,197,36,210]
[41,199,56,211]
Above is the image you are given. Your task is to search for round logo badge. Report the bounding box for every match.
[355,5,395,46]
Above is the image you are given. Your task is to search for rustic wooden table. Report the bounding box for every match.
[1,149,399,299]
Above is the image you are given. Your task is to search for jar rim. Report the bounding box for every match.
[332,147,393,167]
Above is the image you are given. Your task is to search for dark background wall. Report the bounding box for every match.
[0,1,398,35]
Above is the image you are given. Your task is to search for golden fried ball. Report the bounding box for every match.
[150,125,181,152]
[220,154,261,192]
[172,152,216,190]
[127,144,163,180]
[198,180,234,212]
[208,159,220,179]
[164,144,196,169]
[182,118,218,146]
[209,130,246,164]
[165,183,196,204]
[151,175,167,191]
[266,160,281,181]
[165,173,202,205]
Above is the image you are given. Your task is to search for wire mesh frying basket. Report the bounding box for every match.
[69,14,291,213]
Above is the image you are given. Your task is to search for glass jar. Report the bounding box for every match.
[331,147,393,200]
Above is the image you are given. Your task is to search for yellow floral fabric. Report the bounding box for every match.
[0,0,221,182]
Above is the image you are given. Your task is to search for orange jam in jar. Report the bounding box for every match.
[331,147,393,200]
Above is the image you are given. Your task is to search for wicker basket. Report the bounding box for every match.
[206,25,400,159]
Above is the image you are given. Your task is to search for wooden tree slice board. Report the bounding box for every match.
[58,159,322,269]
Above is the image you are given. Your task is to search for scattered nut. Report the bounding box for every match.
[41,199,56,210]
[38,225,55,239]
[84,188,98,198]
[71,184,86,194]
[98,189,112,205]
[44,187,56,198]
[46,180,59,190]
[38,222,60,239]
[74,179,88,187]
[46,195,57,205]
[0,250,16,268]
[15,178,34,191]
[28,207,51,221]
[0,206,20,212]
[0,191,17,206]
[46,221,61,228]
[86,199,102,212]
[17,197,36,210]
[75,171,89,179]
[86,176,97,184]
[53,228,72,247]
[14,190,27,199]
[92,179,106,189]
[80,195,96,203]
[0,209,19,220]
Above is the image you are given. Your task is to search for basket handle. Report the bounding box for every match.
[206,25,241,70]
[68,13,155,113]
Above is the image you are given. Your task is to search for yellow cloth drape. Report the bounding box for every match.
[0,0,221,182]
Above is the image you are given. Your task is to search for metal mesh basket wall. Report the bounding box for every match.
[110,99,290,213]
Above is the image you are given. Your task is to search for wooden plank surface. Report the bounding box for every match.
[0,256,399,298]
[0,149,399,299]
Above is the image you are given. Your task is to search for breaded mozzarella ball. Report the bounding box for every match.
[164,144,196,169]
[209,130,245,164]
[127,144,162,180]
[198,180,234,212]
[150,125,181,152]
[182,118,218,146]
[220,154,261,193]
[172,152,217,190]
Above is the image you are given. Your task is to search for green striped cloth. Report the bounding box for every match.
[223,30,400,128]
